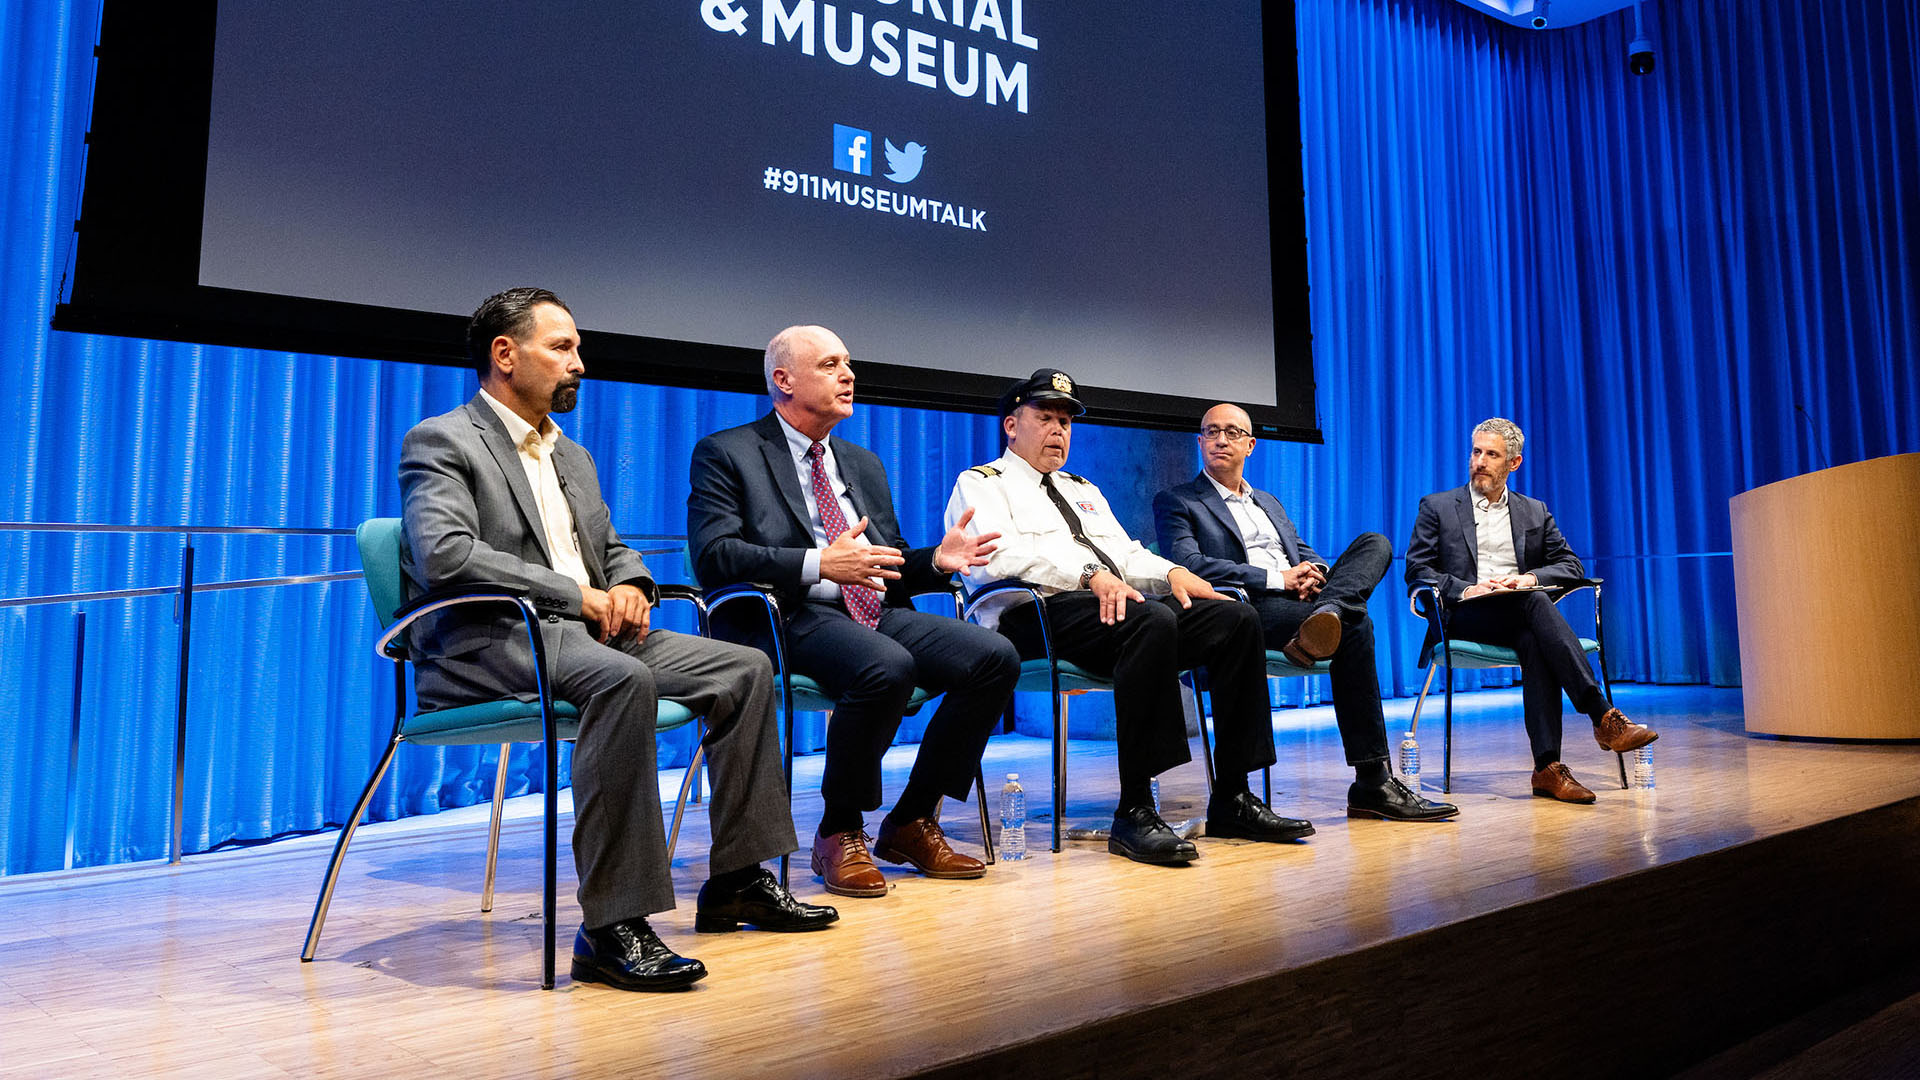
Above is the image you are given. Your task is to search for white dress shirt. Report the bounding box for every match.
[774,411,862,602]
[479,389,591,588]
[946,449,1176,629]
[1203,472,1290,590]
[1472,487,1520,579]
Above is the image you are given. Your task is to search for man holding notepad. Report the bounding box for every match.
[1404,418,1658,803]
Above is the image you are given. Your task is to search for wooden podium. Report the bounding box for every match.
[1731,453,1920,737]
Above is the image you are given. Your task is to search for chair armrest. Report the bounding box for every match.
[1407,580,1443,623]
[1215,584,1251,603]
[375,586,543,661]
[653,583,710,636]
[959,578,1049,623]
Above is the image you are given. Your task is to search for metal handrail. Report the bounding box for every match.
[2,521,688,878]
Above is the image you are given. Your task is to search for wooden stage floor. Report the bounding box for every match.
[6,686,1920,1079]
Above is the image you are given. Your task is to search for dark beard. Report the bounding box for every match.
[550,378,581,413]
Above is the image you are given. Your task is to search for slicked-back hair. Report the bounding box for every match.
[468,288,570,375]
[1474,416,1525,459]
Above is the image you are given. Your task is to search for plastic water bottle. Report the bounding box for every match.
[1632,744,1656,789]
[1000,773,1027,860]
[1399,731,1421,792]
[1150,775,1162,814]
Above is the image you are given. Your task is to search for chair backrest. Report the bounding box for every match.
[355,518,408,629]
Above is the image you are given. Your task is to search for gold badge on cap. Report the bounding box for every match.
[1050,372,1074,394]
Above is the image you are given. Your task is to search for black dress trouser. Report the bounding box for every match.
[998,592,1271,786]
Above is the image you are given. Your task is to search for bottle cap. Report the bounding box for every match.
[1007,772,1019,781]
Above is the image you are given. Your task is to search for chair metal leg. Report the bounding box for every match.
[1192,676,1217,791]
[481,744,512,913]
[976,766,996,865]
[1442,660,1455,794]
[780,686,796,889]
[1053,691,1067,853]
[667,741,707,860]
[302,735,402,961]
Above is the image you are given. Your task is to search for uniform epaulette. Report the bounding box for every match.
[967,464,1002,478]
[1059,470,1090,484]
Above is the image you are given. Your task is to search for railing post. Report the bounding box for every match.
[172,540,195,865]
[64,610,87,871]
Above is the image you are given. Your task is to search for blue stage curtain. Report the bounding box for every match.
[4,0,1915,874]
[1266,0,1919,701]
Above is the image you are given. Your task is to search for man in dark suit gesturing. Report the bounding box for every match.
[688,325,1019,899]
[1403,418,1657,803]
[401,289,835,993]
[1155,403,1457,822]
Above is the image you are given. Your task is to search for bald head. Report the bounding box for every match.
[766,324,856,439]
[1197,403,1257,488]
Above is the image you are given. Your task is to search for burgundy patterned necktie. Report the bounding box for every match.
[807,442,883,629]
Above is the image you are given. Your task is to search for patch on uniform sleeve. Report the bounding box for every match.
[967,465,1002,478]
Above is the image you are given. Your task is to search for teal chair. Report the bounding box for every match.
[693,549,997,881]
[1408,579,1625,793]
[302,519,709,990]
[960,579,1127,854]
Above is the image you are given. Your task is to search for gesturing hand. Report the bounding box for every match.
[819,516,906,590]
[933,507,1001,576]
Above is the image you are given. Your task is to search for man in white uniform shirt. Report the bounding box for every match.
[1155,403,1458,822]
[1403,418,1658,802]
[947,369,1316,865]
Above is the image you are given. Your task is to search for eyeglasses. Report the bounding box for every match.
[1199,424,1252,442]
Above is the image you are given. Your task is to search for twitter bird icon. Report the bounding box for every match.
[883,139,927,184]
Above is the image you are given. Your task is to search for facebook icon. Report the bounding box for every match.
[833,123,872,177]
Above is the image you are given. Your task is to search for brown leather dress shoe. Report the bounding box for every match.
[874,816,987,879]
[1530,762,1597,804]
[1281,609,1342,667]
[810,829,888,898]
[1594,707,1659,752]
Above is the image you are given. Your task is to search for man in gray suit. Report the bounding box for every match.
[400,288,835,993]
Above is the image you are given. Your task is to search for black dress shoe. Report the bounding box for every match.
[694,867,840,933]
[571,919,707,992]
[1346,776,1459,821]
[1206,790,1316,842]
[1108,804,1199,865]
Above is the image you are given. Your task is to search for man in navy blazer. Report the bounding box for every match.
[688,325,1019,899]
[1404,418,1657,803]
[1155,403,1457,822]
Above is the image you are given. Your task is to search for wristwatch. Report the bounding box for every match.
[1079,563,1104,589]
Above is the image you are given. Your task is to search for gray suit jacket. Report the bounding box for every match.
[399,393,654,692]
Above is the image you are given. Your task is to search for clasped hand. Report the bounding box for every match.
[1462,573,1538,599]
[821,517,906,590]
[580,582,651,644]
[1279,563,1326,600]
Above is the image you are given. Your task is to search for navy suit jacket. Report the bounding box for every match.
[687,412,945,634]
[1152,473,1327,591]
[1402,485,1586,607]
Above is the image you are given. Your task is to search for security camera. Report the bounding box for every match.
[1628,35,1655,75]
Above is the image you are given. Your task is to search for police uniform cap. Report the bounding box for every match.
[998,368,1086,418]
